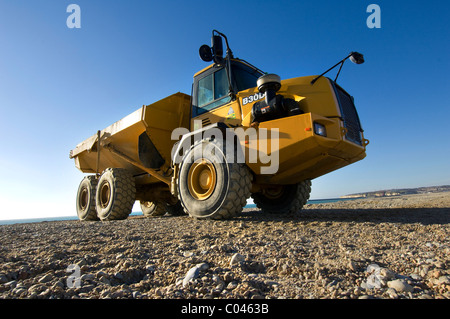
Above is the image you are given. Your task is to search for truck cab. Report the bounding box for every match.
[188,31,368,185]
[191,59,264,130]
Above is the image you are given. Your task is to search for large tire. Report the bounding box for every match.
[95,168,136,221]
[76,175,99,221]
[177,140,252,220]
[251,180,312,214]
[140,199,184,217]
[164,200,185,216]
[140,201,166,217]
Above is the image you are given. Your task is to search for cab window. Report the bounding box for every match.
[195,68,231,116]
[232,61,263,91]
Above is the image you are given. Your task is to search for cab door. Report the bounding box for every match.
[191,65,242,130]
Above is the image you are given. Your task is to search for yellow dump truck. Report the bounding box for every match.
[70,30,368,221]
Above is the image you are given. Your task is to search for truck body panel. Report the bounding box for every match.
[71,92,191,184]
[193,75,367,183]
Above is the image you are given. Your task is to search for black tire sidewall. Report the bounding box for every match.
[178,141,230,218]
[95,170,116,220]
[140,201,157,216]
[165,201,184,216]
[253,184,298,213]
[76,176,97,221]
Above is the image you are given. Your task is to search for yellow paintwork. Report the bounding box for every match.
[251,113,366,184]
[194,64,215,77]
[187,160,217,200]
[141,93,191,167]
[71,65,367,189]
[193,74,367,185]
[191,100,243,130]
[71,92,190,185]
[193,75,342,129]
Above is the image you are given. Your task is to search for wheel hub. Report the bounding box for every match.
[142,201,153,208]
[262,185,284,199]
[99,180,111,208]
[188,160,217,200]
[79,187,88,210]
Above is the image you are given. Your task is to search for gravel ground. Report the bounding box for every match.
[0,192,448,299]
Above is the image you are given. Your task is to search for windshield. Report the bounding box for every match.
[231,61,264,92]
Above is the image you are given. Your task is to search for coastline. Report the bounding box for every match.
[0,198,359,226]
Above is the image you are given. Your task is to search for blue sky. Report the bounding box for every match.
[0,0,449,220]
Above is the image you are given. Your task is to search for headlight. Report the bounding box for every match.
[314,123,327,137]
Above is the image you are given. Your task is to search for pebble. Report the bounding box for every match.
[196,263,210,271]
[80,274,95,281]
[230,253,245,266]
[38,274,54,284]
[386,288,398,299]
[182,266,200,287]
[409,273,422,281]
[387,279,414,293]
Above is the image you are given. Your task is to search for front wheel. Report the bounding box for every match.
[251,180,311,214]
[177,140,252,220]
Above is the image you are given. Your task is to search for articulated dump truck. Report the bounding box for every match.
[70,30,369,221]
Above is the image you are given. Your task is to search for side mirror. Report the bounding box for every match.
[198,34,226,64]
[212,35,224,64]
[350,52,365,64]
[212,35,223,59]
[199,45,213,62]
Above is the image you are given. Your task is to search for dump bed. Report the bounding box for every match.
[70,92,191,177]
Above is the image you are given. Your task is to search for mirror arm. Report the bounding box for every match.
[212,30,235,95]
[311,51,364,85]
[311,53,352,85]
[334,60,346,83]
[226,56,234,95]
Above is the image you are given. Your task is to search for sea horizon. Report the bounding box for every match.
[0,197,359,226]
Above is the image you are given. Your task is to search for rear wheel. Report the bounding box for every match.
[140,201,166,217]
[164,199,185,216]
[95,168,136,221]
[251,180,311,214]
[140,198,184,217]
[177,140,252,219]
[76,175,99,221]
